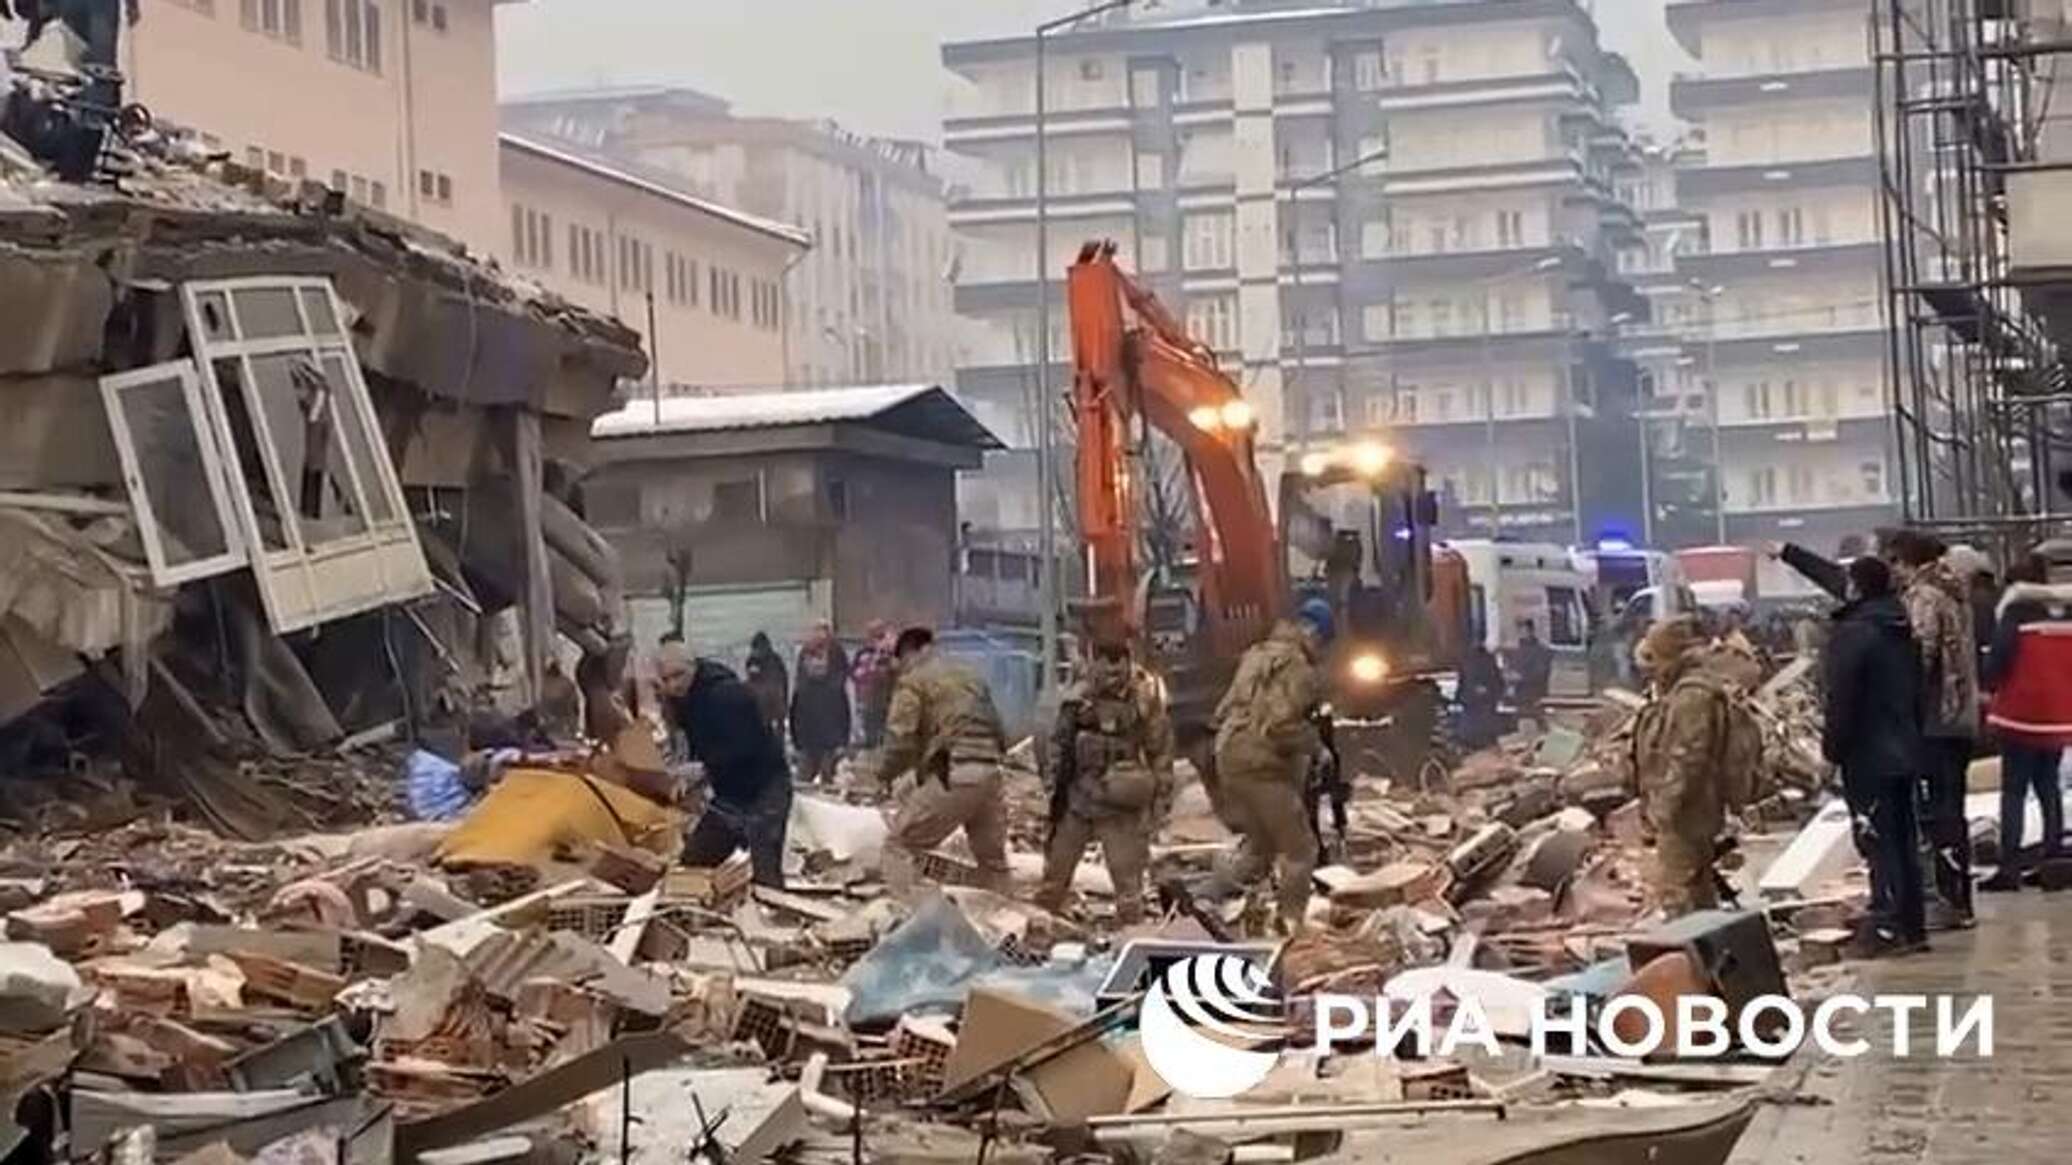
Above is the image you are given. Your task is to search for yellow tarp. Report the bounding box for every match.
[435,767,683,870]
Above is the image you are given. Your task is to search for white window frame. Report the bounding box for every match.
[181,276,432,633]
[99,361,249,586]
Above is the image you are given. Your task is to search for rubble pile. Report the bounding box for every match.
[0,659,1869,1165]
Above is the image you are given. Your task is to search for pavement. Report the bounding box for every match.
[1729,888,2072,1163]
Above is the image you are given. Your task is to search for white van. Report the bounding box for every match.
[1446,540,1593,699]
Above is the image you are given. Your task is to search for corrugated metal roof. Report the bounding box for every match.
[592,385,1004,450]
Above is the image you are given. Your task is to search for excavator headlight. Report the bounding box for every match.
[1353,442,1393,476]
[1188,406,1223,431]
[1349,652,1389,684]
[1220,401,1256,430]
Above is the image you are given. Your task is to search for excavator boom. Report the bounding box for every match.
[1067,242,1285,659]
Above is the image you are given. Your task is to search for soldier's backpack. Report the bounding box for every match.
[1677,669,1768,813]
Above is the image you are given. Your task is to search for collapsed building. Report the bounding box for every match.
[0,78,645,834]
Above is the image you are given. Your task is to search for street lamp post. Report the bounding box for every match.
[1035,0,1137,695]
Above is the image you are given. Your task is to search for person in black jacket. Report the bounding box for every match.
[656,642,792,888]
[1979,554,2066,891]
[1822,556,1928,957]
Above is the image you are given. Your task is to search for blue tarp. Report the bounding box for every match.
[404,749,474,823]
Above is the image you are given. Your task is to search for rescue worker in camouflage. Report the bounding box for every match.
[1037,623,1175,924]
[1214,602,1331,933]
[1631,616,1729,917]
[877,626,1011,894]
[1886,530,1981,930]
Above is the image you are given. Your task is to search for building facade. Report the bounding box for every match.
[941,0,1650,548]
[1664,0,1896,556]
[584,385,1000,657]
[498,134,809,390]
[502,88,958,390]
[122,0,512,254]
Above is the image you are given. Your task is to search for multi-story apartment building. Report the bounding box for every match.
[1617,138,1726,550]
[941,0,1649,548]
[124,0,512,254]
[502,88,958,389]
[499,133,810,389]
[1665,0,1896,557]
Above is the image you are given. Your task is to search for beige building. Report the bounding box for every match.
[122,0,512,254]
[499,133,810,390]
[503,88,958,388]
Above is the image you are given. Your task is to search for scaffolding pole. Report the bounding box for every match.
[1875,0,2067,548]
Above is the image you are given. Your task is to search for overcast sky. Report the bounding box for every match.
[496,0,1690,143]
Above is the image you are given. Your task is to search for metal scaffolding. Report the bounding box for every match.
[1875,0,2067,550]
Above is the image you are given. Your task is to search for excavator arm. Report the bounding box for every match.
[1067,241,1285,659]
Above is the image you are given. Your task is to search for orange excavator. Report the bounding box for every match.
[1065,240,1469,776]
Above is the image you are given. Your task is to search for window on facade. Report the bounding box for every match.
[1788,464,1815,502]
[1546,586,1583,646]
[435,173,452,204]
[1186,295,1238,352]
[711,478,763,524]
[242,0,302,43]
[325,0,382,73]
[1182,212,1234,271]
[289,157,307,179]
[1361,302,1393,342]
[267,150,285,175]
[827,479,850,521]
[331,168,349,191]
[1496,209,1524,247]
[1861,460,1885,498]
[350,175,368,202]
[1735,210,1764,250]
[1751,466,1778,506]
[1354,49,1386,91]
[1777,206,1804,247]
[107,278,432,631]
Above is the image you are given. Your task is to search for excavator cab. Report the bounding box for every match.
[1278,443,1458,720]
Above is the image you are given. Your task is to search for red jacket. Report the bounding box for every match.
[1986,583,2072,746]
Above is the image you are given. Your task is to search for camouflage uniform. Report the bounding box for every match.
[1905,557,1981,919]
[879,647,1011,894]
[1214,621,1325,931]
[1632,629,1728,916]
[1036,656,1175,924]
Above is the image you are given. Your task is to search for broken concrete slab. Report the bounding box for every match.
[0,941,82,1035]
[1757,799,1858,901]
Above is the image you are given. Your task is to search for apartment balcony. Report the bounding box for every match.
[1679,239,1885,279]
[943,105,1132,150]
[1718,412,1890,443]
[1669,66,1874,119]
[948,188,1141,228]
[1666,0,1866,58]
[1676,154,1878,200]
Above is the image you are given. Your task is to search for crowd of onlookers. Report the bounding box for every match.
[1772,531,2072,956]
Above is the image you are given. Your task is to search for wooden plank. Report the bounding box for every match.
[417,879,598,955]
[609,885,662,966]
[749,886,848,924]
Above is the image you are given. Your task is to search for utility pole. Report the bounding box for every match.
[1034,0,1136,695]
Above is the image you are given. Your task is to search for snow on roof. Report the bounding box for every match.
[592,384,1004,449]
[498,132,811,248]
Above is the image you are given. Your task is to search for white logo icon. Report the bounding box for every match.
[1138,954,1287,1099]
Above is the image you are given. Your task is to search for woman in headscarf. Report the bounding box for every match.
[744,631,790,742]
